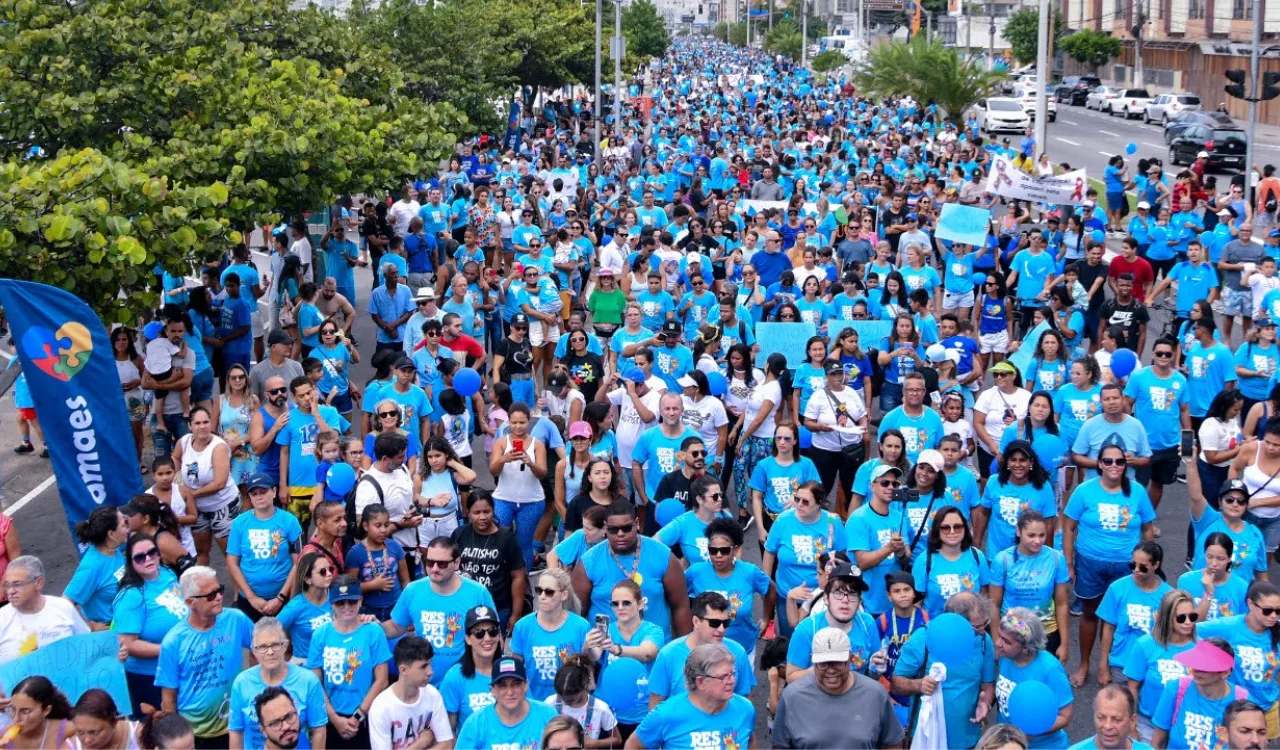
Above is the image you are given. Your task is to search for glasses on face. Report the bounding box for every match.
[699,617,730,630]
[904,388,925,395]
[321,329,337,336]
[4,707,33,720]
[1175,612,1201,624]
[1256,605,1280,617]
[131,547,160,564]
[878,480,902,488]
[229,374,246,381]
[469,626,501,639]
[267,387,288,395]
[1100,457,1128,467]
[1128,561,1152,573]
[534,586,559,598]
[1153,350,1174,358]
[995,371,1012,378]
[424,558,455,569]
[378,411,399,419]
[1223,494,1248,505]
[985,281,998,287]
[686,450,706,458]
[254,641,287,654]
[610,599,636,609]
[939,524,966,533]
[265,710,299,732]
[190,584,224,602]
[707,544,734,557]
[607,523,635,535]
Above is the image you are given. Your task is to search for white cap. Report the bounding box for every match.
[925,343,948,363]
[1137,201,1151,210]
[1082,200,1096,208]
[676,374,698,389]
[1217,208,1233,217]
[944,349,962,364]
[916,449,945,472]
[1198,151,1210,159]
[811,627,852,664]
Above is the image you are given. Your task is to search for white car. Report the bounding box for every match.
[971,97,1031,134]
[1109,88,1152,118]
[1011,85,1057,122]
[1085,85,1120,110]
[1144,93,1203,124]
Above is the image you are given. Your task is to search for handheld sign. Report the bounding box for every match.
[936,203,992,247]
[0,632,130,712]
[755,322,816,368]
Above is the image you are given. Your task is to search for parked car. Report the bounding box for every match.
[1085,85,1121,110]
[1164,110,1237,144]
[1011,85,1058,122]
[1143,93,1202,124]
[1108,88,1152,118]
[1167,124,1247,169]
[970,97,1031,134]
[1002,73,1038,95]
[1055,75,1101,105]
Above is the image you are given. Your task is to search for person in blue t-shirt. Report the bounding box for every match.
[633,644,755,750]
[975,439,1057,556]
[763,481,845,638]
[685,518,775,655]
[114,534,190,717]
[912,506,991,618]
[64,505,127,630]
[1094,541,1173,689]
[454,655,560,750]
[226,473,303,618]
[1124,338,1191,506]
[648,592,757,705]
[509,568,592,702]
[306,577,391,747]
[993,607,1074,748]
[1196,582,1280,718]
[1151,638,1252,750]
[229,618,328,750]
[989,510,1071,659]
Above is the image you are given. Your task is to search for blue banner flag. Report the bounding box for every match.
[0,280,142,541]
[827,319,893,347]
[0,632,130,712]
[503,99,523,153]
[755,322,816,369]
[935,203,992,247]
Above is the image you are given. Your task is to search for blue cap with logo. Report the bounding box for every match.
[245,473,274,491]
[329,581,361,604]
[491,655,528,685]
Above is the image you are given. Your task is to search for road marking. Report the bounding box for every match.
[1143,142,1162,148]
[1060,119,1080,126]
[1099,129,1120,137]
[1054,137,1081,146]
[1100,151,1116,157]
[6,474,56,516]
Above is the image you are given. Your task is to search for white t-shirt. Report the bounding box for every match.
[388,200,422,238]
[1247,272,1280,316]
[144,338,180,376]
[742,379,783,441]
[369,684,453,749]
[545,389,587,424]
[1199,416,1243,466]
[682,395,730,457]
[607,386,663,468]
[356,465,417,550]
[973,387,1032,449]
[724,368,766,418]
[544,695,619,740]
[803,386,867,452]
[0,596,90,664]
[598,241,626,275]
[289,238,314,282]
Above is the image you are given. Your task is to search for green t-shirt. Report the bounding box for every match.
[588,288,627,325]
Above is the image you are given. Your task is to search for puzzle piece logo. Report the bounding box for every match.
[21,322,92,382]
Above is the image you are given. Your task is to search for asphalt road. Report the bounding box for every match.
[1,241,1275,745]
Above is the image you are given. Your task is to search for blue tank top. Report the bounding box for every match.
[257,406,282,476]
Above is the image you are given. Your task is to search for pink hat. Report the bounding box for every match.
[1175,640,1235,673]
[568,421,593,440]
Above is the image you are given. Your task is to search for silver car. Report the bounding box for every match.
[1144,93,1202,124]
[1085,85,1120,111]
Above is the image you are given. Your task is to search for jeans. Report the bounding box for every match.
[1247,511,1280,553]
[151,413,190,459]
[879,380,903,412]
[495,499,546,570]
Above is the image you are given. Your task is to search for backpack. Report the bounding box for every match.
[343,473,383,551]
[866,347,886,400]
[1171,676,1249,719]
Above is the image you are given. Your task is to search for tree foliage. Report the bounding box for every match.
[715,21,751,45]
[1002,7,1063,65]
[854,35,1006,121]
[1059,29,1123,70]
[765,21,804,60]
[811,50,850,72]
[623,0,672,59]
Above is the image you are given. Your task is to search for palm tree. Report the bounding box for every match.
[764,21,804,61]
[854,36,1005,122]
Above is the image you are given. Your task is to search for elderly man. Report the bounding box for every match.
[249,329,305,402]
[774,627,905,749]
[368,262,416,352]
[627,643,755,750]
[1067,683,1149,750]
[891,592,997,750]
[752,229,792,289]
[156,566,254,745]
[631,392,698,534]
[229,617,326,750]
[0,556,89,664]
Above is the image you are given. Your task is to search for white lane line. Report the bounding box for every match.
[1099,129,1120,137]
[1100,151,1116,157]
[1143,142,1162,148]
[1060,119,1081,126]
[1054,137,1081,146]
[6,474,56,516]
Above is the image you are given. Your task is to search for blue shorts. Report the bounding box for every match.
[328,390,354,416]
[1106,192,1126,213]
[1075,556,1130,601]
[191,367,215,403]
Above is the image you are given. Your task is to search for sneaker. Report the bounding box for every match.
[39,447,48,458]
[1176,473,1187,484]
[12,443,32,455]
[739,515,755,532]
[1069,600,1083,616]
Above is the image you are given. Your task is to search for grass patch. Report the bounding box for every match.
[1086,177,1137,212]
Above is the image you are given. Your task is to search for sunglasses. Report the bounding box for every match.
[610,600,636,608]
[1256,605,1280,617]
[534,586,560,597]
[190,584,224,602]
[267,387,288,395]
[1153,350,1174,358]
[131,548,160,564]
[607,523,635,535]
[699,617,730,629]
[708,545,734,556]
[1100,457,1128,467]
[938,524,965,533]
[1223,494,1249,505]
[470,626,501,638]
[378,411,399,419]
[878,479,902,488]
[1175,612,1201,624]
[424,558,455,569]
[687,450,706,457]
[1127,561,1153,573]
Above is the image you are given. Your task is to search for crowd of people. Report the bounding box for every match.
[8,34,1280,750]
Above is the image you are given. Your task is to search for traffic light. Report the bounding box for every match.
[1264,71,1280,102]
[1226,69,1247,100]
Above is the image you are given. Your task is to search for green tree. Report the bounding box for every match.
[811,50,849,72]
[1001,7,1063,65]
[623,0,672,59]
[714,21,750,45]
[765,21,804,60]
[1059,29,1123,71]
[855,35,1006,121]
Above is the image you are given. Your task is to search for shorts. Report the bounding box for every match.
[1137,447,1179,487]
[251,309,264,339]
[979,331,1010,354]
[193,498,240,538]
[1074,556,1130,600]
[1268,701,1279,740]
[328,390,354,415]
[287,491,314,529]
[943,290,975,310]
[190,367,215,404]
[407,272,434,291]
[530,321,561,347]
[16,408,35,422]
[1106,191,1126,214]
[420,515,459,544]
[1225,287,1254,318]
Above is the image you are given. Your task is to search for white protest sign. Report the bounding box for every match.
[985,156,1090,206]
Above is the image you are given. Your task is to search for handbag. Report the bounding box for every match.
[824,387,865,463]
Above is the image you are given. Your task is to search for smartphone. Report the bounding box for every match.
[594,613,609,634]
[1181,429,1195,457]
[512,438,525,454]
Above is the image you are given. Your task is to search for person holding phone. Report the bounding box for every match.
[490,403,548,570]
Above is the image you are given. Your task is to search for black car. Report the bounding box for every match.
[1163,111,1236,144]
[1168,124,1247,169]
[1054,75,1101,105]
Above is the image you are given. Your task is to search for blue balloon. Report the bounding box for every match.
[705,371,728,397]
[1090,229,1106,244]
[656,498,684,528]
[596,657,648,717]
[1110,348,1139,378]
[453,367,482,398]
[1007,680,1059,735]
[969,272,989,286]
[1125,142,1138,155]
[799,426,813,449]
[925,613,975,665]
[326,462,357,496]
[143,321,164,341]
[1032,433,1068,472]
[1200,230,1216,250]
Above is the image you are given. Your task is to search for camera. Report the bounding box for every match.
[892,487,920,504]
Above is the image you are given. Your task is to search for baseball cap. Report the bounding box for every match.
[1257,315,1277,327]
[811,627,852,664]
[329,581,361,604]
[414,287,436,301]
[1175,640,1235,673]
[1198,151,1210,158]
[925,343,948,363]
[828,562,870,592]
[267,328,293,347]
[568,421,593,440]
[394,356,416,371]
[824,360,844,376]
[884,571,925,602]
[464,605,500,632]
[677,374,698,389]
[661,320,682,337]
[623,367,647,383]
[491,656,528,685]
[1137,201,1151,210]
[1217,207,1234,217]
[916,449,944,472]
[245,473,275,491]
[870,464,903,483]
[548,371,569,389]
[905,212,918,221]
[1220,478,1249,500]
[1270,229,1280,239]
[990,361,1017,375]
[511,313,530,328]
[1082,200,1096,208]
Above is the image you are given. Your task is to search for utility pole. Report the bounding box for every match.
[802,0,808,65]
[769,0,774,30]
[594,0,602,164]
[926,9,931,41]
[964,0,971,60]
[1034,0,1048,158]
[614,0,622,129]
[1247,0,1262,207]
[987,3,995,71]
[1133,0,1146,87]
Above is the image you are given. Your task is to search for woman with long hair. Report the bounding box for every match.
[975,439,1056,556]
[720,343,761,491]
[1198,389,1247,510]
[657,474,732,566]
[275,551,334,663]
[440,605,505,731]
[761,480,843,640]
[1000,391,1066,477]
[729,353,785,526]
[419,435,477,541]
[490,403,548,569]
[1186,453,1268,583]
[451,491,527,628]
[850,429,910,510]
[1180,531,1249,623]
[362,398,421,477]
[565,459,625,533]
[1123,589,1199,743]
[680,370,728,476]
[873,271,911,321]
[582,578,663,740]
[67,689,141,750]
[1026,330,1070,392]
[171,405,239,567]
[876,314,923,412]
[1242,381,1280,440]
[122,492,192,566]
[3,677,74,750]
[791,335,829,422]
[1055,356,1103,498]
[913,505,989,617]
[510,567,590,701]
[113,533,186,718]
[690,324,723,374]
[210,363,259,497]
[112,327,148,473]
[976,272,1012,370]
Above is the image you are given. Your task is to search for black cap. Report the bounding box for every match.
[661,320,682,337]
[267,328,293,347]
[464,605,501,632]
[511,313,530,327]
[825,360,844,376]
[884,571,925,602]
[1220,478,1249,499]
[394,355,416,371]
[491,655,528,685]
[828,562,869,592]
[548,371,569,389]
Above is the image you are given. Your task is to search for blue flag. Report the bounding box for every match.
[503,99,523,153]
[0,280,142,542]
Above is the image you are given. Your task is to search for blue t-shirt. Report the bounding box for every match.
[1064,478,1156,562]
[942,466,982,519]
[380,384,432,444]
[510,612,592,701]
[656,510,732,564]
[1053,384,1103,446]
[912,547,991,617]
[1068,737,1153,750]
[344,540,406,612]
[601,620,666,724]
[764,509,846,596]
[390,578,495,685]
[1190,504,1270,582]
[610,327,654,373]
[439,663,495,729]
[979,478,1058,555]
[1198,615,1280,709]
[1071,415,1152,481]
[1169,261,1218,316]
[64,546,124,625]
[877,406,944,466]
[1152,675,1248,747]
[995,651,1073,748]
[896,626,997,750]
[113,567,189,675]
[650,635,756,699]
[298,302,324,349]
[786,610,880,673]
[1185,341,1238,417]
[580,536,676,640]
[1124,368,1189,451]
[685,560,772,654]
[275,406,351,492]
[229,664,327,750]
[635,289,675,331]
[634,693,755,750]
[632,426,699,499]
[454,694,559,750]
[1097,576,1173,671]
[1235,342,1280,401]
[550,530,593,569]
[305,621,392,715]
[1010,250,1056,303]
[277,595,332,662]
[846,503,908,615]
[314,343,353,398]
[1122,634,1194,718]
[990,546,1070,633]
[1179,569,1249,621]
[155,609,254,738]
[652,345,695,392]
[226,509,303,599]
[748,456,822,514]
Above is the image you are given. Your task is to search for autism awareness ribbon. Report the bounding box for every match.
[994,158,1014,188]
[1070,177,1085,202]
